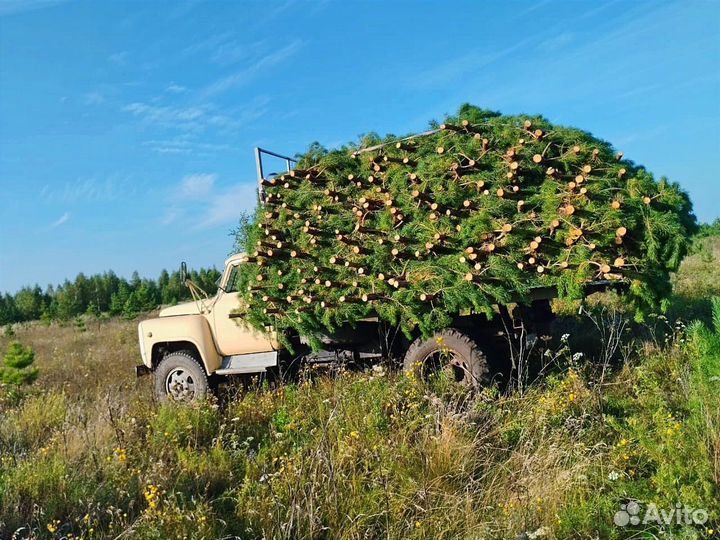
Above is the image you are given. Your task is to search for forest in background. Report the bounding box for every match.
[0,267,221,325]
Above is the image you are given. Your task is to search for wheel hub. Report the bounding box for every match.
[166,368,196,402]
[421,349,473,384]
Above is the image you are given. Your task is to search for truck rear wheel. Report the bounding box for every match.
[404,329,488,388]
[154,351,209,403]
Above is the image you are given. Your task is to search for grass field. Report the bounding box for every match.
[1,240,719,540]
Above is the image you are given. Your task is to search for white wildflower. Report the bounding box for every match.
[528,526,550,539]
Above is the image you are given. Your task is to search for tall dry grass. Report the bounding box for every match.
[0,301,718,539]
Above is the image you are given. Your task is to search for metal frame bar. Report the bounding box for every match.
[255,147,297,202]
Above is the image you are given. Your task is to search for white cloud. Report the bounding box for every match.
[410,36,537,90]
[50,212,70,228]
[209,38,259,66]
[160,207,182,225]
[200,40,303,97]
[166,82,188,94]
[142,136,230,155]
[82,91,105,105]
[40,176,130,203]
[123,102,207,128]
[108,51,128,66]
[162,174,257,229]
[180,173,216,198]
[537,32,575,53]
[0,0,67,16]
[197,183,257,229]
[123,96,270,139]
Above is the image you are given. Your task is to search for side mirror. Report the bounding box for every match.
[180,261,188,285]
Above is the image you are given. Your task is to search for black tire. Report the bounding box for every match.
[403,328,488,388]
[154,351,210,403]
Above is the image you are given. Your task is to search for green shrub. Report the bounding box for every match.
[0,341,38,386]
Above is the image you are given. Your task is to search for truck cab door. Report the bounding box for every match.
[211,264,277,356]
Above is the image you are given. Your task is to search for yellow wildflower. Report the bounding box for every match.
[144,484,161,510]
[114,447,127,464]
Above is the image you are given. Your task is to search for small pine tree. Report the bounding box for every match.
[3,324,14,338]
[74,316,86,332]
[40,309,53,327]
[110,283,131,316]
[122,292,142,319]
[86,301,100,318]
[0,342,39,386]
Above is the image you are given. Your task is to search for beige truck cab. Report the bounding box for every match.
[137,253,282,401]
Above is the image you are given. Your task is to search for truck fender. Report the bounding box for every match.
[139,315,222,374]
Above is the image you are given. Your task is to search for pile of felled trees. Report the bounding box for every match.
[236,104,695,346]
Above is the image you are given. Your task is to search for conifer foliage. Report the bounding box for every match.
[0,342,38,386]
[236,105,695,347]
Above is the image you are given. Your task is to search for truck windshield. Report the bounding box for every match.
[224,265,240,293]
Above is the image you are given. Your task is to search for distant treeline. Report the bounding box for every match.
[0,267,221,325]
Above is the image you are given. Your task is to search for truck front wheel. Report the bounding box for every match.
[154,351,209,403]
[404,329,488,388]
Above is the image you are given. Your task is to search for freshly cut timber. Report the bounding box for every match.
[236,104,695,347]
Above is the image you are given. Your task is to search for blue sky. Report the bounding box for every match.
[0,0,718,293]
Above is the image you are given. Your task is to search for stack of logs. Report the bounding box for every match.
[237,106,691,341]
